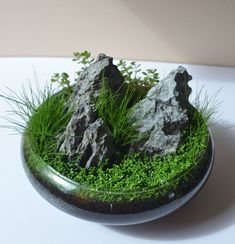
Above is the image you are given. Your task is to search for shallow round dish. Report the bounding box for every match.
[21,131,214,225]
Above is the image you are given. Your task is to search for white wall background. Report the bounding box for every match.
[1,0,235,66]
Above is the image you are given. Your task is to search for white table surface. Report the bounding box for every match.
[0,58,235,244]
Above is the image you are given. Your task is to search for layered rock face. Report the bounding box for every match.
[130,66,192,156]
[58,54,124,168]
[59,54,193,168]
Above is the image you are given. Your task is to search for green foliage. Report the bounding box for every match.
[72,50,95,76]
[117,60,159,87]
[50,51,95,92]
[95,74,145,146]
[0,82,53,134]
[191,86,221,125]
[26,89,73,156]
[73,50,95,65]
[51,73,72,94]
[0,84,73,157]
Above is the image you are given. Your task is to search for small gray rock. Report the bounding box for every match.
[59,103,96,159]
[130,66,192,156]
[76,118,118,169]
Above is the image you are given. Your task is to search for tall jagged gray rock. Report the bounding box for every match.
[130,66,192,156]
[58,54,124,168]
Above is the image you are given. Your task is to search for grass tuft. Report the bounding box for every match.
[0,83,73,156]
[95,75,146,146]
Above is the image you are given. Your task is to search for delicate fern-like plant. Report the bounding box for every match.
[117,60,159,87]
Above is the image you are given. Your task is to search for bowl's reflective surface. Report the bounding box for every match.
[21,133,214,225]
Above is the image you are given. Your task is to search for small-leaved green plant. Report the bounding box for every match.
[72,50,95,76]
[50,51,95,93]
[51,72,72,94]
[117,60,159,88]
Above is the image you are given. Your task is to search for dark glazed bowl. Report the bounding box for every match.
[21,132,214,226]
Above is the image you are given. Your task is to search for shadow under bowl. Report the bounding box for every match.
[21,132,214,226]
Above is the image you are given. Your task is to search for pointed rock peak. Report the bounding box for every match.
[130,66,193,156]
